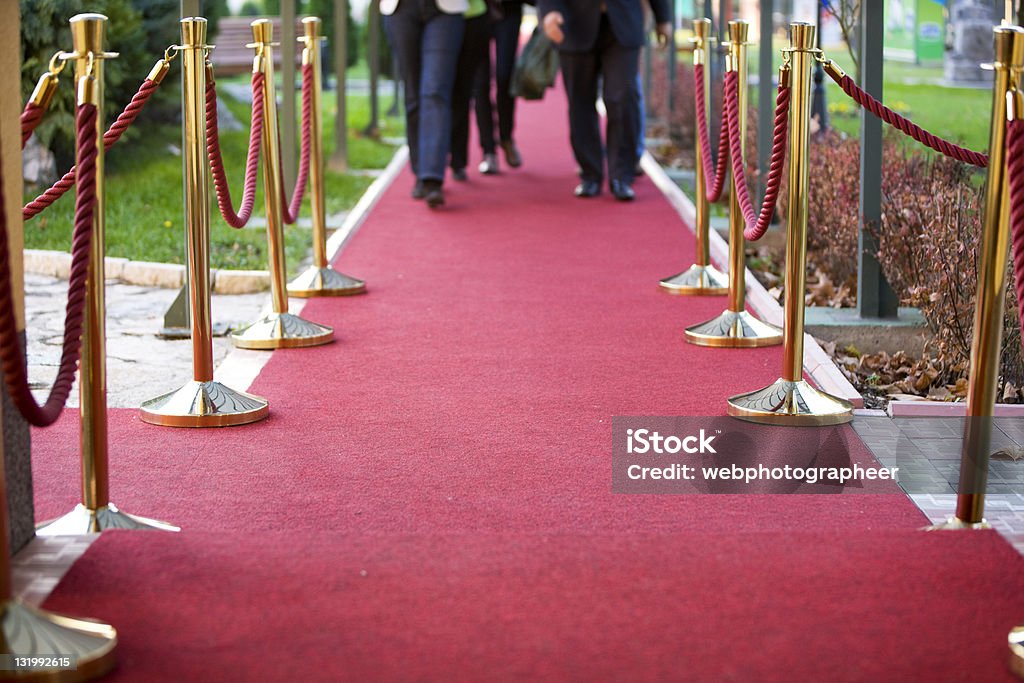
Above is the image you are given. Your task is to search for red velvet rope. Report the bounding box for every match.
[208,70,264,229]
[20,102,46,149]
[281,63,314,225]
[724,70,791,242]
[829,70,988,168]
[0,104,97,427]
[24,77,162,220]
[694,63,730,203]
[1008,118,1024,341]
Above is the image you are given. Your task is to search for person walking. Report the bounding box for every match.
[450,0,494,181]
[537,0,671,200]
[475,0,530,175]
[382,0,469,207]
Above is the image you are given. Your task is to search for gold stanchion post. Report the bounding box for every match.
[0,430,117,681]
[934,26,1024,534]
[231,19,335,349]
[685,21,782,346]
[287,16,366,298]
[37,14,179,534]
[139,18,270,427]
[726,22,853,425]
[659,18,729,296]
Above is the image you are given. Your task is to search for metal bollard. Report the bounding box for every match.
[685,20,783,348]
[288,16,367,298]
[231,19,335,350]
[140,17,270,427]
[37,14,179,534]
[935,25,1024,530]
[658,18,729,296]
[726,22,853,425]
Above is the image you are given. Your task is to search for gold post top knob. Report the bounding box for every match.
[693,18,710,40]
[789,21,815,50]
[727,20,749,43]
[993,25,1024,67]
[70,13,107,53]
[180,17,208,47]
[251,18,274,45]
[303,16,321,40]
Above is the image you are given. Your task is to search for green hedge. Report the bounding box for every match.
[20,0,227,169]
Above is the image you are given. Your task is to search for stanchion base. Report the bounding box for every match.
[230,311,334,350]
[727,378,854,426]
[685,310,783,347]
[36,503,180,536]
[658,264,729,295]
[923,516,991,531]
[139,380,270,428]
[0,600,116,682]
[288,265,366,297]
[1008,625,1024,679]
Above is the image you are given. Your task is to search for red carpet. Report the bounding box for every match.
[43,531,1024,682]
[29,86,1024,680]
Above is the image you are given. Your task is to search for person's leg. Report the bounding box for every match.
[451,16,489,176]
[384,4,424,181]
[600,26,641,191]
[418,10,465,202]
[493,2,522,145]
[473,30,497,157]
[635,71,645,166]
[559,50,603,188]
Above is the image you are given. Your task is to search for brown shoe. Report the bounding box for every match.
[501,140,522,168]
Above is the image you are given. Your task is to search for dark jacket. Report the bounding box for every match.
[536,0,671,52]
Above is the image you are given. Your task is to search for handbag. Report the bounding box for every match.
[510,26,558,100]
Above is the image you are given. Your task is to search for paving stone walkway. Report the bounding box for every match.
[25,273,266,409]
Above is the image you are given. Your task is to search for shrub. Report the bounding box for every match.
[645,54,758,176]
[21,0,148,168]
[875,153,1023,386]
[777,130,1024,389]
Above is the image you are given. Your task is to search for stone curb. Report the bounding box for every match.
[23,249,270,292]
[639,151,865,409]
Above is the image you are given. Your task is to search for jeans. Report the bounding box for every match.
[384,0,465,183]
[474,0,523,153]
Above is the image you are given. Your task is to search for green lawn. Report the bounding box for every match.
[23,84,402,272]
[825,80,990,152]
[744,38,991,151]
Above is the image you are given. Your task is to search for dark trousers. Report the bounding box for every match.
[558,13,641,185]
[450,14,492,171]
[384,1,465,182]
[474,1,523,153]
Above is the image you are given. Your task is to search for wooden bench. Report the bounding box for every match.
[210,16,306,77]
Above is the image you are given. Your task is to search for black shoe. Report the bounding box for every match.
[479,153,499,175]
[610,179,635,201]
[501,140,522,168]
[411,179,426,200]
[452,168,468,182]
[423,180,445,208]
[574,180,601,198]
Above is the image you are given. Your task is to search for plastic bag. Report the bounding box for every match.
[510,27,558,101]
